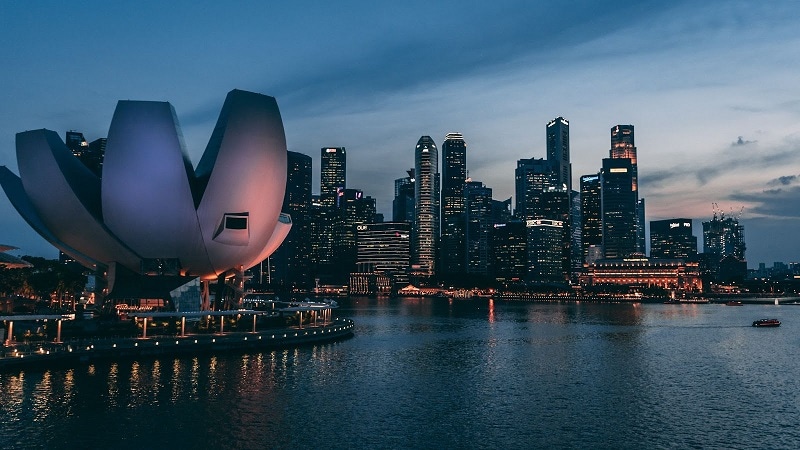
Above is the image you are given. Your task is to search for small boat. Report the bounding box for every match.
[752,318,781,327]
[726,301,743,306]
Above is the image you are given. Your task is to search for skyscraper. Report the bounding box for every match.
[546,117,571,193]
[610,125,637,192]
[702,214,745,260]
[702,212,746,282]
[413,136,439,277]
[353,222,411,293]
[464,181,492,276]
[601,157,637,259]
[580,174,602,263]
[393,169,415,223]
[526,219,565,283]
[492,220,527,283]
[333,188,377,278]
[268,151,312,288]
[315,147,347,281]
[650,218,697,260]
[515,158,557,220]
[66,131,104,177]
[441,132,467,276]
[609,125,645,255]
[320,147,346,207]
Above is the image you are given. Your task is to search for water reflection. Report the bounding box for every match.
[1,301,799,449]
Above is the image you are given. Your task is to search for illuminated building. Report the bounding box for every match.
[702,213,746,282]
[579,258,703,293]
[320,147,345,207]
[580,174,602,263]
[315,147,347,279]
[440,132,467,276]
[515,158,557,220]
[609,125,645,254]
[413,136,439,277]
[333,188,377,278]
[65,131,104,177]
[393,169,414,223]
[464,181,492,276]
[350,222,411,294]
[266,151,312,288]
[0,89,291,309]
[703,215,745,260]
[601,158,637,259]
[546,117,571,193]
[650,219,697,260]
[492,220,527,282]
[526,219,565,283]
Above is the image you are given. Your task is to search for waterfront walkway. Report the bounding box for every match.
[0,317,354,372]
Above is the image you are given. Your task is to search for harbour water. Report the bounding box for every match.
[2,297,799,449]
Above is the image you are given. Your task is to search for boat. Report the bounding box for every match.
[726,301,743,306]
[752,318,781,327]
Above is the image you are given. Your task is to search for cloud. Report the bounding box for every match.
[766,175,799,186]
[730,185,800,218]
[732,136,757,146]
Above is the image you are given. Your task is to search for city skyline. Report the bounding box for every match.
[1,1,799,266]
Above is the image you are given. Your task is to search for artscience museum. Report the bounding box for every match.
[0,89,291,310]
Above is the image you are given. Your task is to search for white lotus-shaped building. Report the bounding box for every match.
[0,89,291,302]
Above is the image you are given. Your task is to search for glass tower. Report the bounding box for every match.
[413,136,439,276]
[441,133,467,275]
[601,158,637,259]
[320,147,346,207]
[546,117,571,193]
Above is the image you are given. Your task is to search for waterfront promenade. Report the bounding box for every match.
[0,317,354,372]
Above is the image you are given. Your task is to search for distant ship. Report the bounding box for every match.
[752,318,781,327]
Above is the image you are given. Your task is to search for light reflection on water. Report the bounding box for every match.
[1,299,800,449]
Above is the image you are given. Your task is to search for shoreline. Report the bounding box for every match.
[0,318,354,373]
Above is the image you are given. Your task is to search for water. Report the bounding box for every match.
[2,298,799,449]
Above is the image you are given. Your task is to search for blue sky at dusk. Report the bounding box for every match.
[1,1,799,266]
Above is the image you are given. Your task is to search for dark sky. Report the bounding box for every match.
[1,0,799,267]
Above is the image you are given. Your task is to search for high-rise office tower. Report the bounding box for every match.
[526,218,565,282]
[650,218,697,260]
[491,198,512,225]
[546,117,571,193]
[315,147,346,281]
[610,125,637,191]
[308,195,326,277]
[464,181,492,276]
[320,147,346,207]
[541,188,571,280]
[601,158,637,259]
[65,131,104,177]
[441,133,467,276]
[333,188,377,278]
[492,220,527,282]
[637,198,646,255]
[413,136,439,276]
[87,138,106,177]
[580,174,602,263]
[393,169,415,223]
[65,131,88,156]
[570,190,583,277]
[356,222,411,276]
[609,125,645,254]
[351,222,410,294]
[515,158,557,220]
[268,151,313,288]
